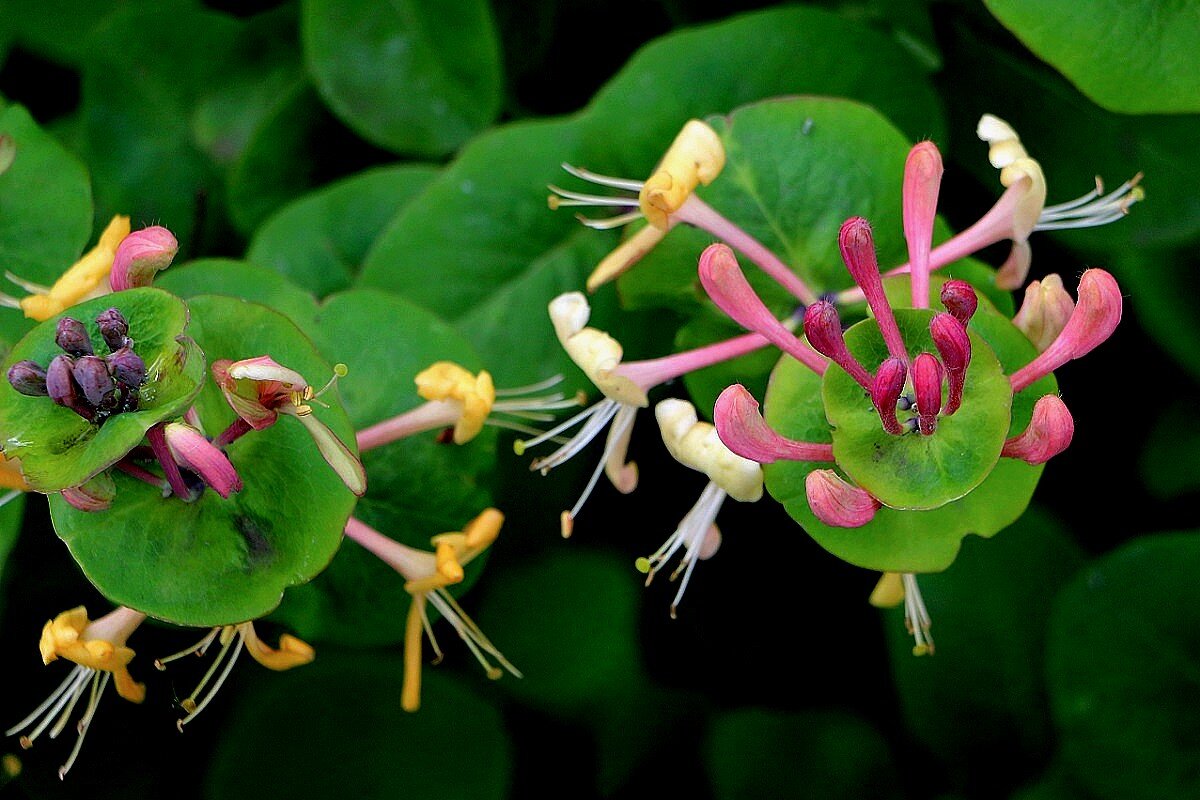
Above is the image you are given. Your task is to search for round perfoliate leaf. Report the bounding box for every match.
[0,289,205,492]
[824,309,1011,510]
[764,290,1055,572]
[48,296,359,626]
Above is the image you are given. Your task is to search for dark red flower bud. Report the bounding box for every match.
[8,359,47,396]
[803,301,872,389]
[96,308,131,351]
[871,357,908,436]
[72,355,116,412]
[47,354,93,421]
[912,352,943,436]
[840,217,908,363]
[939,280,978,326]
[930,313,972,415]
[107,347,146,390]
[55,317,93,357]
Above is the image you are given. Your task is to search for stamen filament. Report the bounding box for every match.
[565,405,637,521]
[7,666,89,737]
[902,573,934,656]
[18,668,92,747]
[58,672,109,779]
[178,634,245,729]
[155,628,220,669]
[4,271,51,294]
[494,374,565,396]
[577,211,645,230]
[521,398,618,457]
[559,163,645,191]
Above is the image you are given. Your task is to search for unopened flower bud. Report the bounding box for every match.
[72,355,116,412]
[110,226,178,292]
[840,217,908,363]
[713,384,834,464]
[1001,394,1074,464]
[939,280,978,326]
[871,357,908,436]
[96,308,131,351]
[61,472,117,512]
[7,360,47,396]
[1012,274,1074,352]
[803,300,872,389]
[805,469,881,528]
[930,313,972,415]
[47,355,93,421]
[107,347,146,390]
[55,317,93,357]
[163,422,243,499]
[912,353,943,436]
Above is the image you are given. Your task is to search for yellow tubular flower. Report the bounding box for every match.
[38,606,146,703]
[639,119,726,229]
[239,622,315,671]
[17,215,131,321]
[414,362,497,444]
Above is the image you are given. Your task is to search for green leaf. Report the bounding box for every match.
[80,3,239,246]
[358,6,944,382]
[1108,247,1200,382]
[474,549,644,714]
[300,0,503,157]
[0,103,94,351]
[207,655,510,800]
[764,283,1056,572]
[0,289,205,492]
[49,296,358,626]
[156,258,320,331]
[705,709,901,800]
[271,289,495,646]
[984,0,1200,114]
[1047,532,1200,800]
[882,508,1083,787]
[825,309,1011,510]
[246,165,440,298]
[2,0,117,66]
[1141,401,1200,500]
[0,492,27,618]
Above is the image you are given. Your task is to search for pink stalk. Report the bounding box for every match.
[343,516,426,579]
[903,142,944,309]
[1009,269,1122,393]
[677,197,819,305]
[116,459,167,489]
[697,243,827,375]
[803,301,872,389]
[805,469,881,528]
[147,423,194,501]
[713,385,834,464]
[871,357,908,436]
[839,218,908,363]
[1001,395,1074,464]
[614,330,775,390]
[213,417,253,449]
[930,313,971,415]
[912,353,943,436]
[356,400,461,453]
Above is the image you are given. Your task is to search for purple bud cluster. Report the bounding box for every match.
[7,308,146,423]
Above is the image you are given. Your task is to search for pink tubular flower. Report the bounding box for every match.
[713,384,834,464]
[1008,269,1122,393]
[839,218,908,363]
[902,142,943,309]
[212,356,366,496]
[1001,395,1075,465]
[1012,274,1076,352]
[805,469,881,528]
[803,301,872,389]
[110,226,178,292]
[163,422,242,498]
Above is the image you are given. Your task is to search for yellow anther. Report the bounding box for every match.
[559,510,574,538]
[639,120,725,229]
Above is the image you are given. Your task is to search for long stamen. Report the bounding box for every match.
[521,399,619,464]
[1036,173,1143,227]
[16,668,92,748]
[577,211,644,231]
[430,590,520,678]
[547,186,642,207]
[179,629,236,714]
[494,374,565,396]
[559,163,645,191]
[5,271,51,294]
[561,405,637,536]
[7,666,89,739]
[155,628,220,669]
[57,672,109,779]
[902,574,934,656]
[177,633,245,730]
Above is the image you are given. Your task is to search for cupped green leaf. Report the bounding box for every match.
[49,296,358,625]
[706,709,901,800]
[764,291,1055,572]
[882,508,1083,787]
[825,309,1011,510]
[207,655,510,800]
[1047,532,1200,800]
[247,165,440,299]
[270,289,495,647]
[0,289,204,492]
[984,0,1200,114]
[300,0,503,157]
